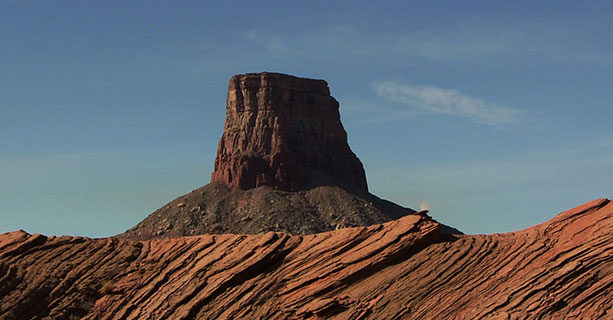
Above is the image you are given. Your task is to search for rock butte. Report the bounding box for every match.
[2,73,611,319]
[122,73,429,239]
[1,199,612,319]
[211,72,368,192]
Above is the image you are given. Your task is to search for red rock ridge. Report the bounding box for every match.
[210,72,368,192]
[1,199,612,319]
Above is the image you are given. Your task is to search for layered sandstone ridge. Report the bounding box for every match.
[2,199,612,319]
[211,72,368,192]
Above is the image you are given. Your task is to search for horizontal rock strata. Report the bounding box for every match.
[211,72,368,192]
[1,199,612,319]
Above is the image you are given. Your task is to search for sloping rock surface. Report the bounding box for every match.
[2,199,612,319]
[121,182,415,240]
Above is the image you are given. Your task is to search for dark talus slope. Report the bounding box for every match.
[122,72,420,239]
[121,182,415,240]
[1,199,612,319]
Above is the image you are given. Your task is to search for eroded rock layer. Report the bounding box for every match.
[211,72,368,192]
[2,199,612,319]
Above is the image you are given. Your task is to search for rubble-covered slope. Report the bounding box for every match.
[1,199,612,319]
[120,182,416,239]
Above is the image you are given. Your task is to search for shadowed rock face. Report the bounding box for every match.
[211,72,368,192]
[1,199,612,319]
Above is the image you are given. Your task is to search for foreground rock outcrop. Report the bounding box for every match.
[123,72,419,239]
[2,199,612,319]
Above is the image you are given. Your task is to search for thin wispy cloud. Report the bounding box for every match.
[244,26,613,66]
[599,136,613,148]
[246,30,289,55]
[372,81,519,125]
[396,29,613,64]
[395,31,510,61]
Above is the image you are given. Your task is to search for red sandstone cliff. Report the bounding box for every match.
[1,199,612,319]
[211,72,367,192]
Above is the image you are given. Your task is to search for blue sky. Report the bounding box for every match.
[2,1,613,237]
